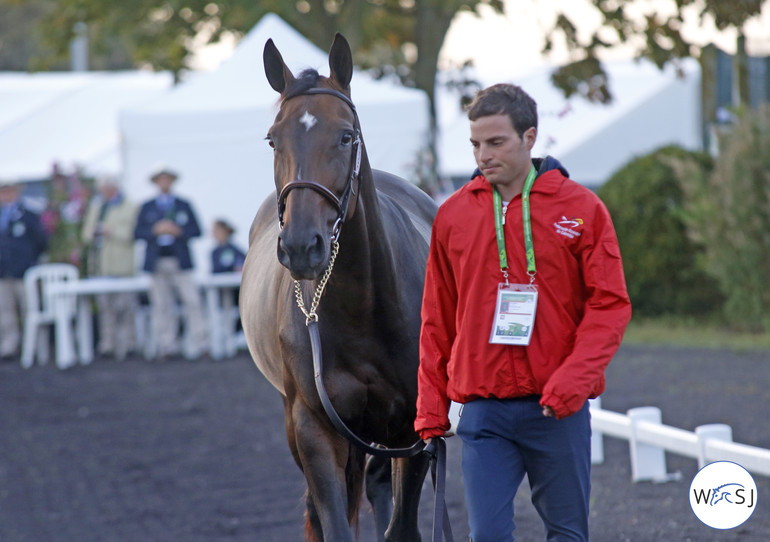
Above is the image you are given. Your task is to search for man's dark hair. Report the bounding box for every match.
[466,83,538,138]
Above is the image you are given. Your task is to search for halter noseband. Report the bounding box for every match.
[276,87,362,242]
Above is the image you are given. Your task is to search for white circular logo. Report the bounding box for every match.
[690,461,757,529]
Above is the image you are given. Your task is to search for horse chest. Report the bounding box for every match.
[289,342,409,422]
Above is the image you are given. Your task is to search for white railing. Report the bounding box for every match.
[589,397,770,481]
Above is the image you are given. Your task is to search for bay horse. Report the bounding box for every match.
[240,33,438,542]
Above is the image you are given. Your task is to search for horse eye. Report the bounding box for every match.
[340,132,353,147]
[265,135,275,149]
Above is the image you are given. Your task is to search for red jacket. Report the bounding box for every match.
[415,159,631,438]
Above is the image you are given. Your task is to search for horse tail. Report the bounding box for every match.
[347,444,366,534]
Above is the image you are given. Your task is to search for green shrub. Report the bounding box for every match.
[597,146,722,317]
[672,105,770,332]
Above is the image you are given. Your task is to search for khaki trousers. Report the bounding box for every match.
[150,257,208,358]
[0,278,25,357]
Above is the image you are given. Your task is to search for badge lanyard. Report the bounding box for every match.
[493,165,537,285]
[489,165,538,346]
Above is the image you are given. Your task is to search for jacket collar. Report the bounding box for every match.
[467,155,569,197]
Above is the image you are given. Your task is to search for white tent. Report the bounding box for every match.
[119,13,430,274]
[438,58,702,188]
[0,71,172,181]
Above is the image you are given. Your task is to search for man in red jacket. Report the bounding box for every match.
[416,83,631,541]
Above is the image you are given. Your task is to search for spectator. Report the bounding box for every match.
[0,180,48,360]
[211,219,246,339]
[82,176,139,360]
[43,166,91,270]
[211,219,245,274]
[134,167,208,361]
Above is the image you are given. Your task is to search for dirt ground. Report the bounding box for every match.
[1,343,769,542]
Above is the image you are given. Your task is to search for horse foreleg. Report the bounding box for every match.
[283,398,325,542]
[292,402,358,542]
[385,453,431,542]
[365,455,394,542]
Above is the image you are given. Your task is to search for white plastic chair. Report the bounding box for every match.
[21,263,79,369]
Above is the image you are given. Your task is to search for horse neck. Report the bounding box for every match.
[326,158,401,320]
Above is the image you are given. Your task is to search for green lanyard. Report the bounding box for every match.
[493,165,537,285]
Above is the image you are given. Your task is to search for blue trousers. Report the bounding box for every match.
[456,396,591,542]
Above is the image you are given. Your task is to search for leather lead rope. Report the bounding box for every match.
[425,437,455,542]
[308,320,423,458]
[306,320,454,540]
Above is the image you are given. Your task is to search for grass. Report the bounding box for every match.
[622,317,770,352]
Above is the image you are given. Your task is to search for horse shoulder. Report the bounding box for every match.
[241,194,290,395]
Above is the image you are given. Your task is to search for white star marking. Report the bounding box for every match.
[300,111,317,132]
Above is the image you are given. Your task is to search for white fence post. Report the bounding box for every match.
[590,402,770,480]
[696,423,733,468]
[628,407,668,482]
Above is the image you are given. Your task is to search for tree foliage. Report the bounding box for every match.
[545,0,768,103]
[597,146,722,318]
[15,0,504,193]
[9,1,769,100]
[671,105,770,331]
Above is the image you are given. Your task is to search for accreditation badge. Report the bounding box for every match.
[489,283,538,346]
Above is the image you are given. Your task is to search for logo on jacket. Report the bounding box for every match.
[553,216,583,239]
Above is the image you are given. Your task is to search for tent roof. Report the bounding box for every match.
[438,58,702,186]
[130,13,421,118]
[0,70,172,181]
[118,14,430,276]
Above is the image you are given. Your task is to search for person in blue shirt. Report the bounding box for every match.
[134,168,208,360]
[0,180,48,359]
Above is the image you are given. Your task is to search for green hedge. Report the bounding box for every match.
[597,146,722,317]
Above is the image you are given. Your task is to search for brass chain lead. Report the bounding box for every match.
[294,240,340,325]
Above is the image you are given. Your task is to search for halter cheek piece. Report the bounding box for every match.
[276,87,362,242]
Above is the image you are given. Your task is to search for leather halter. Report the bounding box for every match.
[276,87,362,242]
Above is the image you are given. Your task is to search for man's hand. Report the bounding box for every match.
[423,430,455,446]
[152,219,182,237]
[542,405,555,417]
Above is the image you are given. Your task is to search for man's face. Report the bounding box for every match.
[99,183,118,201]
[0,186,20,205]
[154,174,175,193]
[470,113,536,196]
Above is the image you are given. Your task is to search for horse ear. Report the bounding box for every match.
[263,38,294,93]
[328,33,353,90]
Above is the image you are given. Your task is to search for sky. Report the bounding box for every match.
[191,0,770,74]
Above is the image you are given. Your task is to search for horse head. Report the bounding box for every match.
[264,34,362,281]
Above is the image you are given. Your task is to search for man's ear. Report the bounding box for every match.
[524,127,537,150]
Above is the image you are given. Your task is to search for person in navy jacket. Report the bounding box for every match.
[134,168,208,360]
[0,180,48,359]
[211,219,245,274]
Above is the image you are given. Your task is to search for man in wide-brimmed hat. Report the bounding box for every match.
[0,179,48,360]
[134,167,208,360]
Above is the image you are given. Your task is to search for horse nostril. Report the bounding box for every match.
[277,236,291,268]
[306,233,325,267]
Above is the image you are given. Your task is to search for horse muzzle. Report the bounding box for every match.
[277,228,330,280]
